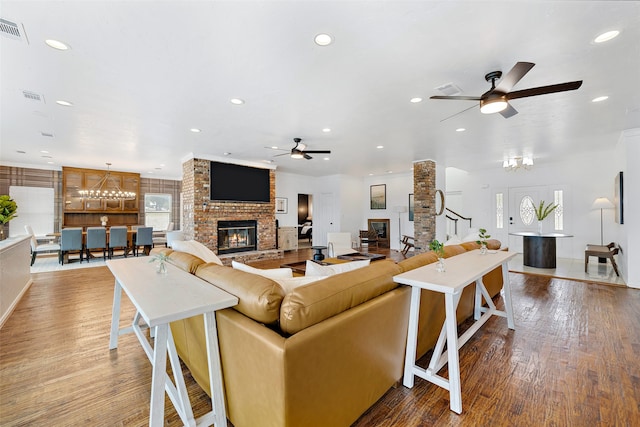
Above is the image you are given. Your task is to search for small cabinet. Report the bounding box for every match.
[278,227,298,251]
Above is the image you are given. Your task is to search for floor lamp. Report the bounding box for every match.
[394,206,408,244]
[591,197,614,245]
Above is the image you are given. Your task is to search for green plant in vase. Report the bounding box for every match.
[149,251,170,274]
[0,195,18,241]
[429,239,446,272]
[475,228,491,254]
[534,200,558,235]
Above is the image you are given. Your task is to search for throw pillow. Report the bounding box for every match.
[305,259,370,277]
[232,260,293,279]
[273,276,322,294]
[171,240,223,265]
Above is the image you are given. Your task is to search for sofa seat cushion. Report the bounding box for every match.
[304,259,370,277]
[280,259,402,335]
[231,260,293,279]
[196,263,285,325]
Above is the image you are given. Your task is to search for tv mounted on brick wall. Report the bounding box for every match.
[209,161,270,203]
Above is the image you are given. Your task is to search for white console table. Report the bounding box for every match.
[107,257,238,427]
[393,249,517,414]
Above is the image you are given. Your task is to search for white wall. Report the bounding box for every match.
[446,149,625,261]
[363,173,413,251]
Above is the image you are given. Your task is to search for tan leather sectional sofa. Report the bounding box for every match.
[160,239,503,427]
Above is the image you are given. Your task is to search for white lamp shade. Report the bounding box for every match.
[591,197,614,210]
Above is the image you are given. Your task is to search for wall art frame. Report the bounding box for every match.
[370,184,386,210]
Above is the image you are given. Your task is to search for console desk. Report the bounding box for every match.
[510,232,573,268]
[393,249,517,414]
[107,257,238,427]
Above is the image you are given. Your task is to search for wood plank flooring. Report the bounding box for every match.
[1,248,639,426]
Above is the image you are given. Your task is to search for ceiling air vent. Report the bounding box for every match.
[0,18,22,41]
[435,82,462,96]
[41,131,55,138]
[23,90,44,103]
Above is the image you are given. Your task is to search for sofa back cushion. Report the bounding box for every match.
[195,263,284,325]
[397,251,439,272]
[163,249,207,274]
[280,259,402,335]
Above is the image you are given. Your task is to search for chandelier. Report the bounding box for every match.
[503,156,534,171]
[79,163,136,201]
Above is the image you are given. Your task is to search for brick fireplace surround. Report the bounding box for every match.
[181,158,281,263]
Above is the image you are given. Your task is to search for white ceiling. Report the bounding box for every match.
[1,1,639,180]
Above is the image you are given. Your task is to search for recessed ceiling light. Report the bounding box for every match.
[376,145,384,149]
[410,97,423,103]
[47,161,54,164]
[45,39,70,50]
[230,98,244,105]
[594,30,620,43]
[147,171,153,174]
[56,100,73,106]
[223,152,231,156]
[592,96,609,103]
[314,33,333,46]
[190,128,201,133]
[271,146,278,150]
[387,170,393,174]
[456,128,466,132]
[323,157,330,161]
[40,150,49,153]
[322,128,331,133]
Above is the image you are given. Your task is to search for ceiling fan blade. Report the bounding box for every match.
[440,104,478,122]
[272,152,289,157]
[302,150,331,154]
[495,62,535,93]
[499,103,518,118]
[303,153,313,160]
[430,95,481,101]
[506,80,583,100]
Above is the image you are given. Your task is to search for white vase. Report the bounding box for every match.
[436,257,446,272]
[156,261,167,274]
[480,243,487,255]
[101,221,107,226]
[537,220,543,235]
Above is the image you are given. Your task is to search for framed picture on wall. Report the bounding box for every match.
[370,184,386,209]
[409,194,414,221]
[614,171,624,224]
[275,197,288,214]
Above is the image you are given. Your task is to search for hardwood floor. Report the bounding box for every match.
[1,248,639,426]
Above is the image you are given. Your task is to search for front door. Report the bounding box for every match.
[507,185,548,252]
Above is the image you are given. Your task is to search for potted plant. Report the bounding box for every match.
[149,251,170,274]
[475,228,491,254]
[429,239,446,272]
[534,200,558,234]
[0,195,18,241]
[100,215,109,226]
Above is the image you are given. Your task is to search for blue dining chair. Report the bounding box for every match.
[108,226,129,258]
[60,228,84,264]
[86,227,107,262]
[133,226,153,256]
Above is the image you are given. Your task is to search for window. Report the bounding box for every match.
[496,193,504,229]
[519,195,535,226]
[554,190,564,230]
[144,193,171,230]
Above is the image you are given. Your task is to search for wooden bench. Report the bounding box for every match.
[585,242,619,276]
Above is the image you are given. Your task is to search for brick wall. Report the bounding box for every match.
[413,160,436,254]
[182,158,276,251]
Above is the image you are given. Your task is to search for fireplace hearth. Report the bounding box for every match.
[218,220,257,254]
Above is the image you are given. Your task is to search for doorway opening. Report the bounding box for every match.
[298,194,313,247]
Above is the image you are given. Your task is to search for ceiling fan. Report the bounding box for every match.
[431,62,583,119]
[269,138,331,160]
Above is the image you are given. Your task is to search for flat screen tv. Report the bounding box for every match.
[209,161,271,203]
